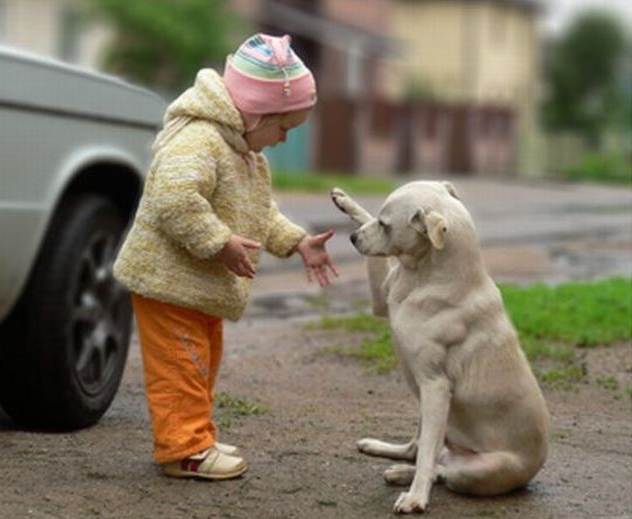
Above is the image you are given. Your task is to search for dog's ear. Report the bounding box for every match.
[426,211,448,249]
[409,209,448,250]
[442,181,459,200]
[409,208,426,235]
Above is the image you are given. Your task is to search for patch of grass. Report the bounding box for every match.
[519,337,575,364]
[564,152,632,185]
[318,313,395,373]
[305,293,330,310]
[595,375,620,391]
[312,278,631,387]
[349,331,398,374]
[537,363,586,390]
[500,277,632,349]
[272,170,397,194]
[215,392,268,430]
[319,313,388,334]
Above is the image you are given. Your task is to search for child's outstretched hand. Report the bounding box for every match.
[296,230,339,286]
[216,235,261,279]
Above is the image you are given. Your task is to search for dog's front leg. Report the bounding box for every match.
[330,188,373,225]
[394,377,451,514]
[367,257,390,317]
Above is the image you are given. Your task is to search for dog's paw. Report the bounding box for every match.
[356,438,376,455]
[330,187,351,214]
[384,464,415,486]
[393,491,428,514]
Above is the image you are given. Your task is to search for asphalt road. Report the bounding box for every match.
[263,177,632,277]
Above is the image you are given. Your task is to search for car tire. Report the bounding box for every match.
[0,194,132,430]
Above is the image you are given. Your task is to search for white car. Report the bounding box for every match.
[0,46,166,429]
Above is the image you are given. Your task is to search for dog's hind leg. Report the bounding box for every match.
[383,464,415,486]
[438,449,529,496]
[384,448,450,487]
[357,417,419,461]
[357,435,418,461]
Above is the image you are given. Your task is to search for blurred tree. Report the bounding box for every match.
[542,10,630,145]
[89,0,239,94]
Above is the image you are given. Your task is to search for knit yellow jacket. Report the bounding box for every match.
[113,70,306,321]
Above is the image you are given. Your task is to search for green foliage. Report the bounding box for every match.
[402,76,436,102]
[564,152,632,184]
[215,392,268,429]
[542,10,630,143]
[89,0,239,93]
[316,278,632,385]
[272,171,397,194]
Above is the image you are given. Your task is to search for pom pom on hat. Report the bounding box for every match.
[224,33,317,116]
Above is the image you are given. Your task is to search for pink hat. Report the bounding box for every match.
[224,33,317,119]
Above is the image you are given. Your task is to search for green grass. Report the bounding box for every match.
[537,363,586,390]
[595,375,620,391]
[564,152,632,185]
[315,277,632,386]
[215,392,269,430]
[272,170,397,194]
[500,278,632,349]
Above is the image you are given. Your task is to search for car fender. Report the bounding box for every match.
[0,145,147,322]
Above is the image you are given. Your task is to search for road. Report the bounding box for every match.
[1,177,631,519]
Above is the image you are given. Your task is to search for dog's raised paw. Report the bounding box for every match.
[330,187,350,213]
[394,491,428,514]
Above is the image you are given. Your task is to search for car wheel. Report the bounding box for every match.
[0,194,132,430]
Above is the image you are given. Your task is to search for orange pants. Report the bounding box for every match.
[132,294,223,464]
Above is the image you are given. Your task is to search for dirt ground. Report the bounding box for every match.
[1,265,631,519]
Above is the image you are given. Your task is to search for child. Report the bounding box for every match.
[113,33,337,480]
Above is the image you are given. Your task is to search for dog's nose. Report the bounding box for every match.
[350,232,358,245]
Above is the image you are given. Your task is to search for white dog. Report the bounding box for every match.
[331,181,549,514]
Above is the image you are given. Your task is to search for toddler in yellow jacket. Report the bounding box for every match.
[113,34,337,480]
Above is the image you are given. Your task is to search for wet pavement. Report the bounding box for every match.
[1,177,631,519]
[244,177,632,323]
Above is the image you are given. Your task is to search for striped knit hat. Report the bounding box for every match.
[224,34,317,122]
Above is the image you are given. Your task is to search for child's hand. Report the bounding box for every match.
[296,230,339,287]
[216,235,261,278]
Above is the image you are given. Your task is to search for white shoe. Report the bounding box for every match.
[215,442,241,457]
[162,447,247,480]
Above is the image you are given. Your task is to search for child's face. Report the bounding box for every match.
[245,109,310,152]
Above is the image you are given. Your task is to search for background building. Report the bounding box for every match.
[1,0,627,179]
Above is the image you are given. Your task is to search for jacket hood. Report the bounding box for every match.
[162,69,245,132]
